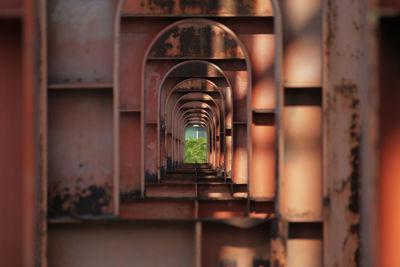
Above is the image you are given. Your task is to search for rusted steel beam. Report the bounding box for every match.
[120,199,196,219]
[198,184,232,198]
[198,199,248,218]
[122,0,273,17]
[323,0,363,266]
[120,198,274,220]
[146,183,197,197]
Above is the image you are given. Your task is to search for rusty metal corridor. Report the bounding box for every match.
[1,0,400,266]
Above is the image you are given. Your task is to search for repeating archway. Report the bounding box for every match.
[140,18,252,182]
[161,62,233,176]
[166,81,224,171]
[114,0,283,204]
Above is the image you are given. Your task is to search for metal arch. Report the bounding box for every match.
[173,102,218,142]
[170,99,218,140]
[166,87,225,168]
[156,65,234,180]
[142,20,249,181]
[170,95,221,152]
[158,60,234,123]
[164,78,225,128]
[145,18,246,125]
[158,61,233,131]
[171,93,221,126]
[166,89,224,133]
[159,74,230,178]
[113,0,284,236]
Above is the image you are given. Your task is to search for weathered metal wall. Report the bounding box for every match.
[323,0,362,266]
[46,0,118,219]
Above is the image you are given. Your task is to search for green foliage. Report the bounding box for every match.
[185,137,207,163]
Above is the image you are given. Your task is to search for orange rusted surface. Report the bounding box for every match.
[323,0,363,266]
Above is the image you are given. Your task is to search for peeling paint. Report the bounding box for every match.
[324,0,338,59]
[148,0,175,13]
[48,182,113,217]
[326,78,361,267]
[149,23,244,59]
[131,0,273,16]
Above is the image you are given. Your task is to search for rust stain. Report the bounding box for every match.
[149,23,244,59]
[348,100,360,215]
[135,0,269,16]
[48,182,112,217]
[325,0,338,60]
[145,171,158,183]
[333,79,361,267]
[348,97,361,267]
[147,0,175,13]
[120,190,142,200]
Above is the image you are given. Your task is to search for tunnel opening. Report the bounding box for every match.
[142,19,248,182]
[184,125,207,164]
